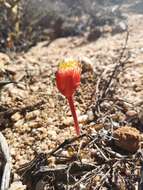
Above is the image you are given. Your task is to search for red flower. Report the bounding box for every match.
[56,59,81,97]
[56,59,81,135]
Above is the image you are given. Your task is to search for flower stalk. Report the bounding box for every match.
[67,96,80,135]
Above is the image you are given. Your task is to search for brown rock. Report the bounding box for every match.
[113,126,141,153]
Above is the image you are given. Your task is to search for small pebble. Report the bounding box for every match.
[25,110,40,120]
[11,112,22,122]
[126,110,138,118]
[78,114,88,123]
[87,110,94,121]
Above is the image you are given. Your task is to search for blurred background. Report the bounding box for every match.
[0,0,142,52]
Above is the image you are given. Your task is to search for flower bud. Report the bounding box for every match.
[56,59,81,97]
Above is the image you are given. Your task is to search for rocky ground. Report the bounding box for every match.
[0,9,143,190]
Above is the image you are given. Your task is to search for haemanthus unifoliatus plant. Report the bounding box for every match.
[56,59,81,135]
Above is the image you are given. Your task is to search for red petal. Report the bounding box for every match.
[56,69,80,97]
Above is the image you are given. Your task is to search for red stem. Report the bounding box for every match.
[67,96,80,135]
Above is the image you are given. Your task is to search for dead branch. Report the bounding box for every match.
[94,30,130,114]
